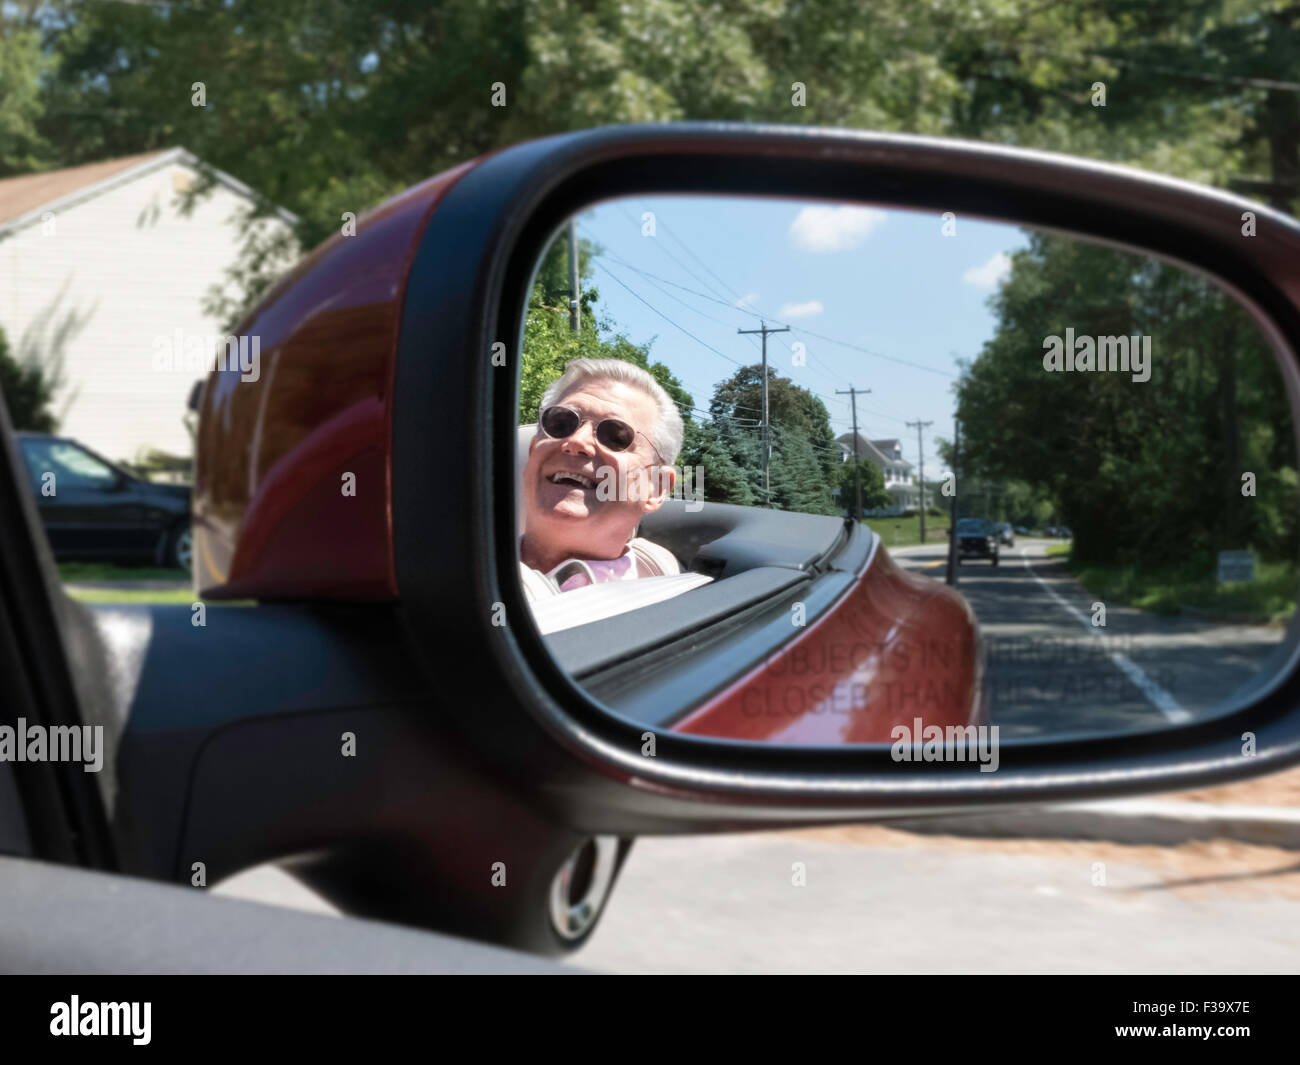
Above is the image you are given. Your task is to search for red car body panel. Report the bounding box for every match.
[672,544,983,743]
[194,162,476,600]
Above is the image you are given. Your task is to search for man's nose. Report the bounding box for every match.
[561,421,598,453]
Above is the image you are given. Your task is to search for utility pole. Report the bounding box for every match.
[906,419,933,543]
[835,386,872,521]
[738,321,790,504]
[567,220,580,333]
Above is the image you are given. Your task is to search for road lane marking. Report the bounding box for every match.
[1019,549,1192,724]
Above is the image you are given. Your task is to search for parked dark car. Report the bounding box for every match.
[15,432,192,569]
[956,517,1000,565]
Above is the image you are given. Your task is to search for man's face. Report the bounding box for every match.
[522,378,675,564]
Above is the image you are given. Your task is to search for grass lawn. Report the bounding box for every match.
[863,513,950,548]
[58,562,187,582]
[56,561,252,606]
[1052,549,1296,625]
[62,586,201,605]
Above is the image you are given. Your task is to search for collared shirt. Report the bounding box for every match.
[518,538,641,597]
[550,549,638,592]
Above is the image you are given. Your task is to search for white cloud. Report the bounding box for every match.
[777,300,823,318]
[962,252,1012,289]
[735,292,760,310]
[788,206,886,253]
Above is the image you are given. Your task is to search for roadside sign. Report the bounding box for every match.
[1217,550,1256,584]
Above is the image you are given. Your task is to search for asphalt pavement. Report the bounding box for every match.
[569,831,1300,973]
[887,537,1290,739]
[214,834,1300,973]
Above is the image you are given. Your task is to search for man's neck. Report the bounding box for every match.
[520,535,630,574]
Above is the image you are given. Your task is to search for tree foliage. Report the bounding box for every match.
[953,232,1297,565]
[12,0,1299,321]
[0,325,57,432]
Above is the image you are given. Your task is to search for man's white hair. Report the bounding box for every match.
[539,358,684,466]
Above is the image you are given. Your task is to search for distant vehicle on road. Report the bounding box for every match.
[1014,524,1031,535]
[15,433,192,569]
[956,517,1000,566]
[996,522,1015,546]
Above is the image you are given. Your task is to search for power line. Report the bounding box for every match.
[596,249,954,379]
[615,205,740,306]
[591,260,744,369]
[579,226,746,333]
[658,215,751,303]
[587,232,940,448]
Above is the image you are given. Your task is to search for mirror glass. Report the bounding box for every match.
[514,194,1299,750]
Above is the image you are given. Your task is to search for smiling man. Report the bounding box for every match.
[520,358,684,600]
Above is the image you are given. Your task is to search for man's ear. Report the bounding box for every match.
[641,465,676,513]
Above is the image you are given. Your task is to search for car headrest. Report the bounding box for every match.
[517,424,536,538]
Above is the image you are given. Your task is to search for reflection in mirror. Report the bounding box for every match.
[514,195,1299,750]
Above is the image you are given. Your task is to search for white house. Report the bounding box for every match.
[835,432,927,515]
[0,148,298,465]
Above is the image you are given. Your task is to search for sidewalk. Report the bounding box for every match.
[888,766,1300,848]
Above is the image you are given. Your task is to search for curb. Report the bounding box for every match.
[887,800,1300,849]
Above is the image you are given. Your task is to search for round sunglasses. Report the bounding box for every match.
[538,405,666,463]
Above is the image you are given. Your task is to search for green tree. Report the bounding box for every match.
[709,363,838,479]
[835,456,891,516]
[769,423,838,515]
[22,0,1297,323]
[0,17,49,175]
[677,418,755,506]
[953,231,1297,566]
[0,325,57,432]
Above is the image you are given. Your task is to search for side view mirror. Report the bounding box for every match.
[157,125,1300,952]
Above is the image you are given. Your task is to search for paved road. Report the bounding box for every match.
[570,832,1300,973]
[214,834,1300,973]
[887,538,1289,739]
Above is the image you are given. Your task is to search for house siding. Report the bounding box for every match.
[0,159,294,464]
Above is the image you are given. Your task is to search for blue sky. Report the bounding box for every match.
[571,195,1031,476]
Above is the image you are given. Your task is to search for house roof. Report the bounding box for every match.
[0,147,299,236]
[835,432,891,466]
[0,150,170,228]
